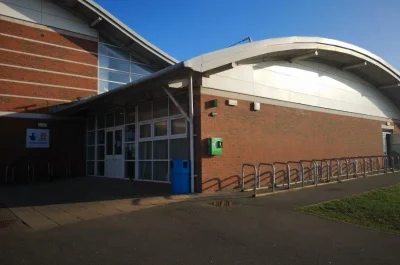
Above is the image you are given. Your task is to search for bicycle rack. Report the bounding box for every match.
[257,163,275,191]
[299,160,316,186]
[287,161,303,186]
[320,159,330,182]
[241,164,257,192]
[338,158,349,180]
[330,159,340,180]
[255,163,275,196]
[273,162,290,189]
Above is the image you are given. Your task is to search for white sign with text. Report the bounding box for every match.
[26,129,50,148]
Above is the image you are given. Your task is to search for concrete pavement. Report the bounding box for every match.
[0,173,399,265]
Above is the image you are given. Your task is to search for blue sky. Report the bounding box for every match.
[95,0,400,70]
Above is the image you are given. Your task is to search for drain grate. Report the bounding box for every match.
[209,200,235,207]
[0,220,15,229]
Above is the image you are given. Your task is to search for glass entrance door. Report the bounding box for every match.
[105,126,124,177]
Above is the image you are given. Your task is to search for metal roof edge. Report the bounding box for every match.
[77,0,178,65]
[55,61,186,114]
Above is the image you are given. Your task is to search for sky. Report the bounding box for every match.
[94,0,400,70]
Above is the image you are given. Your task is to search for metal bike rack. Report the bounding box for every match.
[330,159,340,180]
[311,160,320,186]
[320,159,330,182]
[299,160,316,186]
[241,164,257,192]
[273,162,290,189]
[257,163,275,192]
[255,163,275,196]
[339,158,349,180]
[287,161,304,186]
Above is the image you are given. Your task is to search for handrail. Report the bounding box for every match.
[287,161,303,186]
[241,163,257,192]
[256,163,275,196]
[273,162,290,189]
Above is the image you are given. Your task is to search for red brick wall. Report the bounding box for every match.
[198,93,391,192]
[0,18,98,113]
[0,117,86,182]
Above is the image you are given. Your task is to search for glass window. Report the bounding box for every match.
[125,106,135,124]
[87,161,95,175]
[97,130,105,145]
[153,140,168,159]
[171,118,186,135]
[131,74,144,82]
[125,143,135,160]
[99,55,130,72]
[138,103,152,121]
[106,113,114,127]
[87,132,95,145]
[98,43,130,60]
[139,161,152,180]
[169,93,188,116]
[153,161,168,181]
[115,110,124,126]
[97,115,105,129]
[170,138,188,159]
[99,69,130,84]
[87,146,95,160]
[99,80,121,93]
[87,116,95,131]
[114,130,122,155]
[106,131,113,155]
[139,141,152,160]
[154,120,167,137]
[153,98,168,118]
[125,161,135,179]
[97,161,104,176]
[97,145,105,160]
[140,123,151,138]
[125,124,135,142]
[131,63,154,76]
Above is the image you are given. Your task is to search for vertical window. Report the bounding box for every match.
[98,38,155,93]
[86,117,96,176]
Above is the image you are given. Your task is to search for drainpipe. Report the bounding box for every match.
[188,73,195,193]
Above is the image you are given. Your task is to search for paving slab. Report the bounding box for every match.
[33,205,80,226]
[9,206,58,230]
[55,204,103,221]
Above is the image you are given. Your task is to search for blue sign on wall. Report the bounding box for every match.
[26,129,50,148]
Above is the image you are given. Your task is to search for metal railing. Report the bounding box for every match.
[2,161,72,185]
[243,155,400,197]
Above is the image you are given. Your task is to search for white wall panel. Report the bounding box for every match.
[1,0,41,11]
[0,0,97,37]
[204,59,400,119]
[0,2,41,22]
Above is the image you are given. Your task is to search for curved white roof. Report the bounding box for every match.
[183,37,400,86]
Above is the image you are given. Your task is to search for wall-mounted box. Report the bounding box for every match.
[208,137,223,156]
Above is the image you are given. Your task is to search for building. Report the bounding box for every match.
[1,0,400,193]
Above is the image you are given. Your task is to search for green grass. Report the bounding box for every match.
[300,184,400,233]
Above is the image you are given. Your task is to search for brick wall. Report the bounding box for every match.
[198,93,396,192]
[0,18,98,113]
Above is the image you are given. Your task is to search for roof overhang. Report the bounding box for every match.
[56,62,190,115]
[52,0,177,67]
